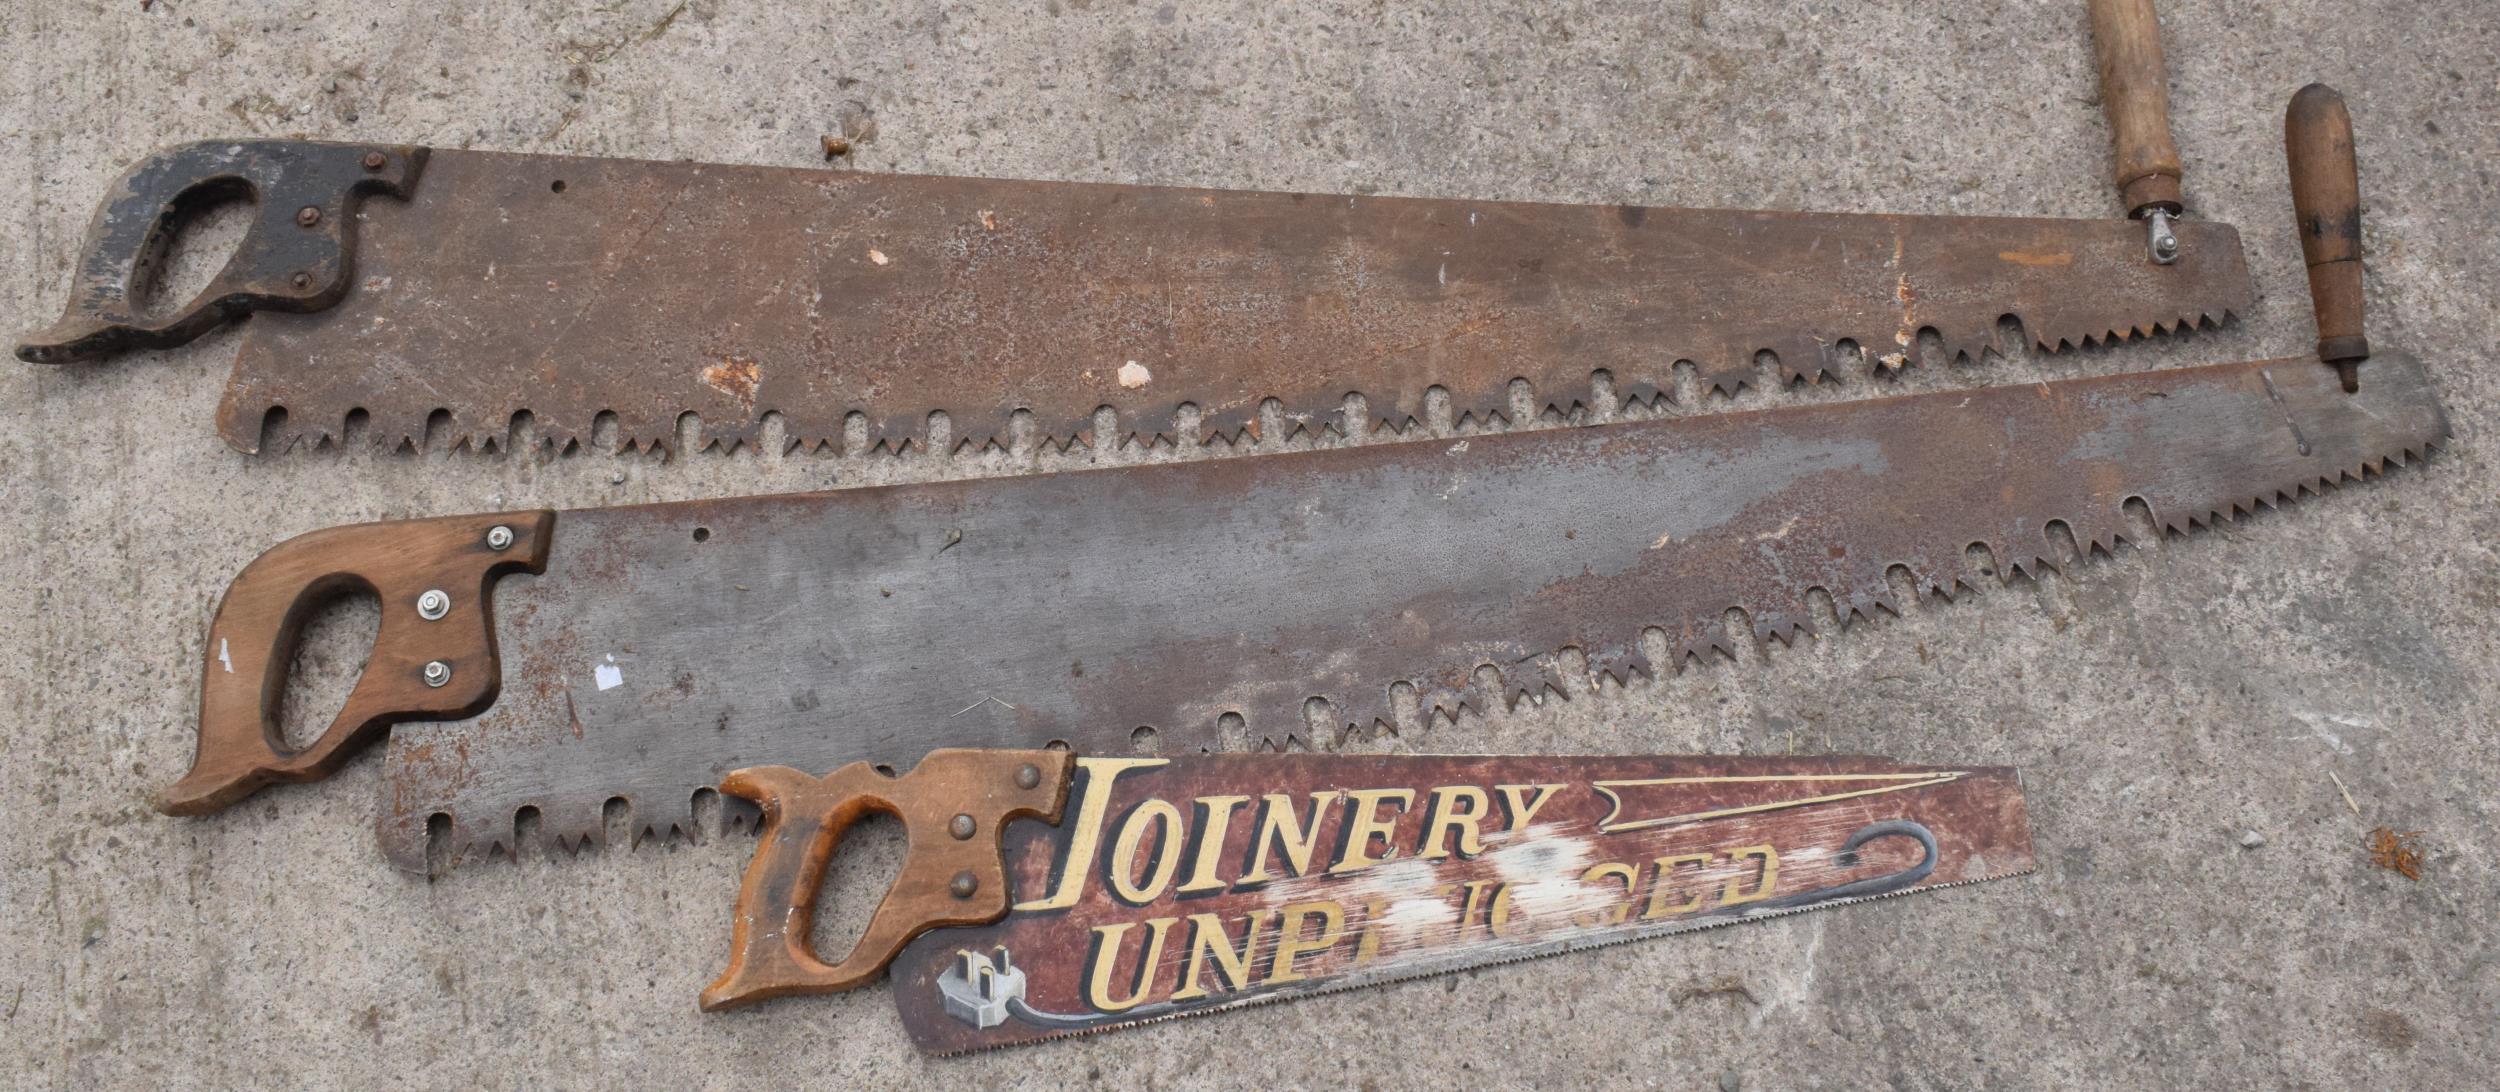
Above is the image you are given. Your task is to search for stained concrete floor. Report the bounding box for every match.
[3,1,2495,1087]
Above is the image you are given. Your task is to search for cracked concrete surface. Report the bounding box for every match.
[3,1,2495,1086]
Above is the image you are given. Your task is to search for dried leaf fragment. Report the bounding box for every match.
[2366,827,2424,881]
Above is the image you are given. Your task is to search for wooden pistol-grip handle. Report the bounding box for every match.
[2089,0,2186,217]
[2287,83,2370,380]
[154,510,553,816]
[701,749,1075,1012]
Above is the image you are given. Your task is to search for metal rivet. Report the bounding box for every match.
[417,589,451,620]
[1015,763,1042,790]
[361,151,388,171]
[2145,209,2181,266]
[485,525,515,551]
[949,814,976,840]
[422,660,452,687]
[295,205,322,227]
[948,870,979,899]
[290,272,312,290]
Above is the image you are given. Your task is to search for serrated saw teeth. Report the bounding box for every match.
[230,298,2246,458]
[328,351,2437,875]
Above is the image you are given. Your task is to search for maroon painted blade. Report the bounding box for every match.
[885,753,2032,1054]
[214,147,2248,454]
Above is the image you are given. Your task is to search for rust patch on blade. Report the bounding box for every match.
[700,356,761,407]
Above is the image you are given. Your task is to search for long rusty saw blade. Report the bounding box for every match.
[156,349,2446,872]
[689,749,2032,1054]
[18,141,2248,455]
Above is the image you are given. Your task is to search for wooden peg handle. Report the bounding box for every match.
[701,750,1075,1012]
[2287,83,2369,385]
[154,511,554,815]
[2089,0,2186,217]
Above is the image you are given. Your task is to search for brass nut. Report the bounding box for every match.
[948,814,976,840]
[948,870,978,899]
[1015,763,1042,790]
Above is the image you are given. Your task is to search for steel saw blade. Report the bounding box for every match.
[19,141,2252,455]
[350,351,2443,871]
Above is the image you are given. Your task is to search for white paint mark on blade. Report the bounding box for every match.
[218,638,233,674]
[594,654,624,692]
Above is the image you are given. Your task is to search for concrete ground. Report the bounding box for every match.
[4,1,2494,1086]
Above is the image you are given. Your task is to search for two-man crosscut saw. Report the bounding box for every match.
[20,3,2242,454]
[147,85,2441,877]
[693,749,2033,1053]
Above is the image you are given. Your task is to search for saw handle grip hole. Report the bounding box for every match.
[272,584,382,753]
[129,180,258,324]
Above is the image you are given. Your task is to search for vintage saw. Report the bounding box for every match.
[153,85,2439,877]
[695,749,2033,1053]
[21,8,2242,453]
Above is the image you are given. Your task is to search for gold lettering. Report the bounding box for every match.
[1083,917,1178,1012]
[1418,785,1491,860]
[1456,879,1499,937]
[1239,791,1341,884]
[1175,795,1252,895]
[1577,862,1638,927]
[1170,911,1272,1001]
[1107,798,1187,904]
[1018,758,1170,911]
[1354,898,1393,965]
[1643,852,1712,919]
[1489,882,1523,938]
[1495,783,1567,830]
[1718,845,1779,906]
[1328,787,1416,875]
[1267,900,1347,984]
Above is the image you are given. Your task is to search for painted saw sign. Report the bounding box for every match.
[698,750,2033,1054]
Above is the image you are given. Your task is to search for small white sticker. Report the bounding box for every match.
[594,654,623,691]
[218,638,233,674]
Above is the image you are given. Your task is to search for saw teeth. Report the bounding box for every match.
[393,424,2439,875]
[240,303,2245,455]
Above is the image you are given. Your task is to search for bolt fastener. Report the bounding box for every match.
[417,589,451,620]
[485,525,514,551]
[290,272,313,290]
[422,660,452,687]
[1015,763,1042,790]
[948,870,979,899]
[295,206,322,227]
[362,151,387,171]
[949,814,976,840]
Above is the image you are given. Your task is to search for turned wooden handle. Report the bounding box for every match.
[701,750,1075,1012]
[2287,83,2369,380]
[155,511,554,815]
[2089,0,2185,217]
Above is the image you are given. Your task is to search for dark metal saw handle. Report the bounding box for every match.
[155,511,552,816]
[702,751,1074,1012]
[2287,83,2370,390]
[16,140,426,364]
